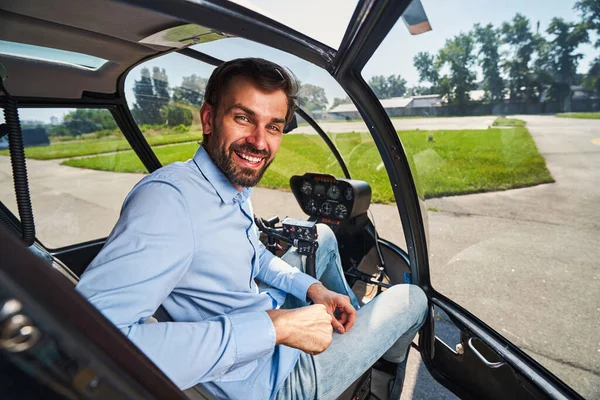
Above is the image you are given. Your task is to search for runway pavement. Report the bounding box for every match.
[294,115,497,134]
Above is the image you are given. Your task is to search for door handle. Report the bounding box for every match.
[467,337,507,369]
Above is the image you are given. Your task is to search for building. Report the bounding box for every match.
[329,94,442,119]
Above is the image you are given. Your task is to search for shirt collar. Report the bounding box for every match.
[192,145,252,204]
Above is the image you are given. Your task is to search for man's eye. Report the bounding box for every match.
[235,115,250,123]
[268,125,281,132]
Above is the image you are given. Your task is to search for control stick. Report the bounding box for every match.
[255,217,318,278]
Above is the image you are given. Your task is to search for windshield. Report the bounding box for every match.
[225,0,358,48]
[366,1,600,398]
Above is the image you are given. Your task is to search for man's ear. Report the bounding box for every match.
[200,102,214,136]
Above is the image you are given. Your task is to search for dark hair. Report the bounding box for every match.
[204,58,299,124]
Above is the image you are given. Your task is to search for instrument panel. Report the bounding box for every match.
[290,173,371,223]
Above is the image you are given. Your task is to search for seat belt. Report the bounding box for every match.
[154,305,174,322]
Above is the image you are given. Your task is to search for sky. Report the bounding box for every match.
[18,0,599,123]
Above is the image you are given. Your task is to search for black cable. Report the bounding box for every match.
[0,77,36,246]
[368,209,386,295]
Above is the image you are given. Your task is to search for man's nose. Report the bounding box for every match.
[246,126,267,150]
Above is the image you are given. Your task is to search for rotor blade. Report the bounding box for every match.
[401,0,432,35]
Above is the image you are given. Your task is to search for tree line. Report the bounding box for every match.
[129,1,599,119]
[342,2,600,112]
[411,1,599,112]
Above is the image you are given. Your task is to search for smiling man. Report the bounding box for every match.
[77,58,427,400]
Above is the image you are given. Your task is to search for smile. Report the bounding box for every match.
[234,151,265,166]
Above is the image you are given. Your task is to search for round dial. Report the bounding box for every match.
[344,187,353,201]
[327,185,341,200]
[301,181,313,195]
[320,202,332,216]
[306,199,318,213]
[335,204,348,219]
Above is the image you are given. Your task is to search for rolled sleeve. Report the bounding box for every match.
[229,311,276,365]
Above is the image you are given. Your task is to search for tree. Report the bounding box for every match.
[298,83,328,111]
[160,104,193,127]
[413,52,440,92]
[152,67,170,111]
[437,32,478,113]
[545,18,590,103]
[406,86,432,96]
[330,96,351,110]
[474,23,505,102]
[547,18,589,84]
[132,68,161,124]
[368,75,407,99]
[173,74,208,105]
[532,35,555,90]
[583,57,600,94]
[131,67,172,125]
[575,1,600,95]
[502,14,539,101]
[575,0,600,47]
[61,109,117,136]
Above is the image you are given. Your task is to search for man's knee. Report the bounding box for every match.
[385,284,428,328]
[316,223,338,253]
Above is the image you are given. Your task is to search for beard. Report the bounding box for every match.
[204,129,273,188]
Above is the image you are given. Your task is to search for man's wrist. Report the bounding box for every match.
[306,282,325,302]
[266,309,290,345]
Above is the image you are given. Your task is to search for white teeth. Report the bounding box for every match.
[237,152,262,164]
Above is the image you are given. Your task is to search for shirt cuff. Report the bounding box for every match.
[290,272,320,302]
[228,311,276,366]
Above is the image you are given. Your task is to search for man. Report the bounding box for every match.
[77,58,427,400]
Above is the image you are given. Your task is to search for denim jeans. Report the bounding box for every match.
[274,224,428,400]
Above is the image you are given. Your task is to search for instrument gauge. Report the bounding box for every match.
[320,202,332,216]
[306,199,318,214]
[327,185,341,200]
[301,181,313,195]
[344,187,353,201]
[335,204,348,219]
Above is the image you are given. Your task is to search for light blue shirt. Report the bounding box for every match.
[76,146,320,399]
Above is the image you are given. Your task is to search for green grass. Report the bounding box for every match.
[0,133,202,160]
[63,127,553,203]
[492,117,526,127]
[555,112,600,119]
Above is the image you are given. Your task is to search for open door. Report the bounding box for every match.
[329,1,589,399]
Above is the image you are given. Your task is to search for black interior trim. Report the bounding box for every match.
[118,0,336,70]
[178,47,225,67]
[420,295,584,400]
[52,240,106,277]
[0,226,189,399]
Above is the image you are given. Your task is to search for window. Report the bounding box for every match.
[124,37,405,248]
[0,108,143,249]
[124,52,210,169]
[226,0,358,48]
[0,40,108,70]
[365,1,600,397]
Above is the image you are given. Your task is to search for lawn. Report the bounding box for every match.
[555,112,600,119]
[0,133,202,160]
[492,117,526,127]
[62,127,553,203]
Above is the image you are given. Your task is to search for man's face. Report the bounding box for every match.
[200,75,287,191]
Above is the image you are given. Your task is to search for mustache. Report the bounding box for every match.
[230,143,271,158]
